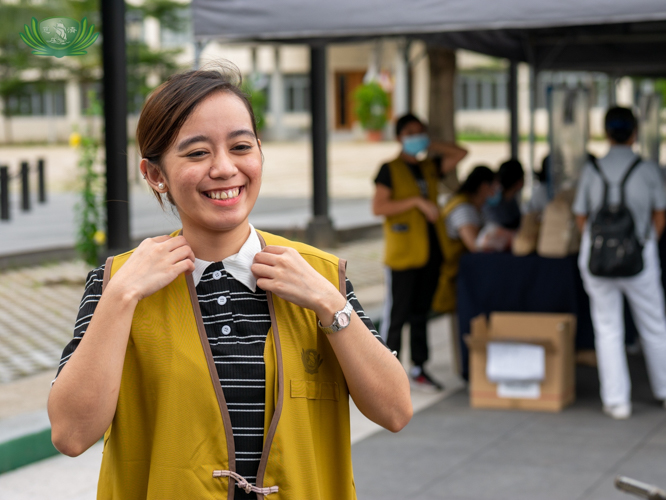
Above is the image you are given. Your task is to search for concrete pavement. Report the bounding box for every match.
[352,358,666,500]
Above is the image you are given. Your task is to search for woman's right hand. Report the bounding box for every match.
[415,198,440,223]
[108,235,196,302]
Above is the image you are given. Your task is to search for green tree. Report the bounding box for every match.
[126,0,189,113]
[0,0,66,142]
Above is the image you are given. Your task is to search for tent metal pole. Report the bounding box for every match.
[527,64,537,197]
[101,0,130,255]
[193,40,209,70]
[508,60,519,160]
[306,44,335,247]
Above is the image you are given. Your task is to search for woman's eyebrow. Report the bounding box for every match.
[227,129,256,140]
[177,134,210,151]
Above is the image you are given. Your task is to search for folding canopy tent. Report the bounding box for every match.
[192,0,666,74]
[188,0,666,243]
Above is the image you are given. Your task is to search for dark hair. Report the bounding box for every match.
[395,113,423,137]
[604,106,637,144]
[458,166,496,195]
[497,159,524,191]
[137,62,258,206]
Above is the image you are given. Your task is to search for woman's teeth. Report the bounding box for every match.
[206,188,240,200]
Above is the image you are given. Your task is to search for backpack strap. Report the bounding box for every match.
[589,156,643,207]
[619,156,642,206]
[588,156,609,205]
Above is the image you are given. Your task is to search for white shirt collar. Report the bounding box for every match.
[192,224,262,291]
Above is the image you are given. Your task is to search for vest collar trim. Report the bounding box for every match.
[254,231,285,494]
[185,272,238,496]
[182,231,286,498]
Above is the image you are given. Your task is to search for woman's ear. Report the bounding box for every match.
[141,158,167,193]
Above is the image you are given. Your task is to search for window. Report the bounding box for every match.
[6,83,66,116]
[537,71,609,109]
[284,74,310,112]
[456,72,507,110]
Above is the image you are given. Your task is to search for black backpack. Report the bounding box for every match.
[588,156,645,277]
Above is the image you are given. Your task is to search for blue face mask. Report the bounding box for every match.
[402,134,430,157]
[486,190,502,207]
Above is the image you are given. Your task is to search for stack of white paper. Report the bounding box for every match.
[486,342,546,399]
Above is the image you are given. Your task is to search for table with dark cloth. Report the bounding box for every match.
[454,244,666,379]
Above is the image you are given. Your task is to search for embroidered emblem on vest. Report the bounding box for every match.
[301,349,323,374]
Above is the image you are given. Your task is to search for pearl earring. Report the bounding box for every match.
[158,182,165,190]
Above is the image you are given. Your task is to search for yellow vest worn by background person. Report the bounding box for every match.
[382,157,447,270]
[97,230,355,500]
[432,194,471,313]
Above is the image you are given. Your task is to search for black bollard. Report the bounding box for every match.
[20,161,30,212]
[38,158,46,203]
[0,166,9,220]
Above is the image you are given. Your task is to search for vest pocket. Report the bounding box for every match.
[290,379,339,401]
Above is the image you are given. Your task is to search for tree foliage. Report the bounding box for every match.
[1,0,188,127]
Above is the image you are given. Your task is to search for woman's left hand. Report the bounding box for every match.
[251,246,344,320]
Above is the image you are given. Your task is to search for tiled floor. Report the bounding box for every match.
[0,261,90,383]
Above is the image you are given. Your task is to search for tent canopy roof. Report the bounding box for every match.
[192,0,666,75]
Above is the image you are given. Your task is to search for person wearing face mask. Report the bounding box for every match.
[483,159,525,230]
[373,113,467,391]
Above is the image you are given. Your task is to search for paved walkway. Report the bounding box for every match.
[353,358,666,500]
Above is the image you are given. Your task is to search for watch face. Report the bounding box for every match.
[337,312,350,328]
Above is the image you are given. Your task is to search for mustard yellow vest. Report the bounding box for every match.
[97,230,355,500]
[432,194,471,313]
[381,157,446,270]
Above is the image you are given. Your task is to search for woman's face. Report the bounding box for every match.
[155,91,262,235]
[478,180,500,203]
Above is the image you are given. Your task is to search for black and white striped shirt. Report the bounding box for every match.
[56,249,384,499]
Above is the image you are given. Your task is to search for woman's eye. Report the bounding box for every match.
[232,144,252,152]
[187,150,207,158]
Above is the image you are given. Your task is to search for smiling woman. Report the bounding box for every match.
[47,63,412,500]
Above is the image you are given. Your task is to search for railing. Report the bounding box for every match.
[0,159,47,221]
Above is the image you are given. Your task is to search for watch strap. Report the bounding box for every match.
[318,300,353,334]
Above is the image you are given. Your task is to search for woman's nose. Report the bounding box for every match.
[209,153,238,179]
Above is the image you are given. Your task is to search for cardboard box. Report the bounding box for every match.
[464,312,576,412]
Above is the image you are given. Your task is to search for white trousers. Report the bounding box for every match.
[579,230,666,406]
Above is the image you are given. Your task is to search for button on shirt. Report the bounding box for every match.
[573,145,666,243]
[56,226,386,500]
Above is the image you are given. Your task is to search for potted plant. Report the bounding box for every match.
[354,81,389,141]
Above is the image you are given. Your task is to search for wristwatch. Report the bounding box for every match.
[318,300,353,334]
